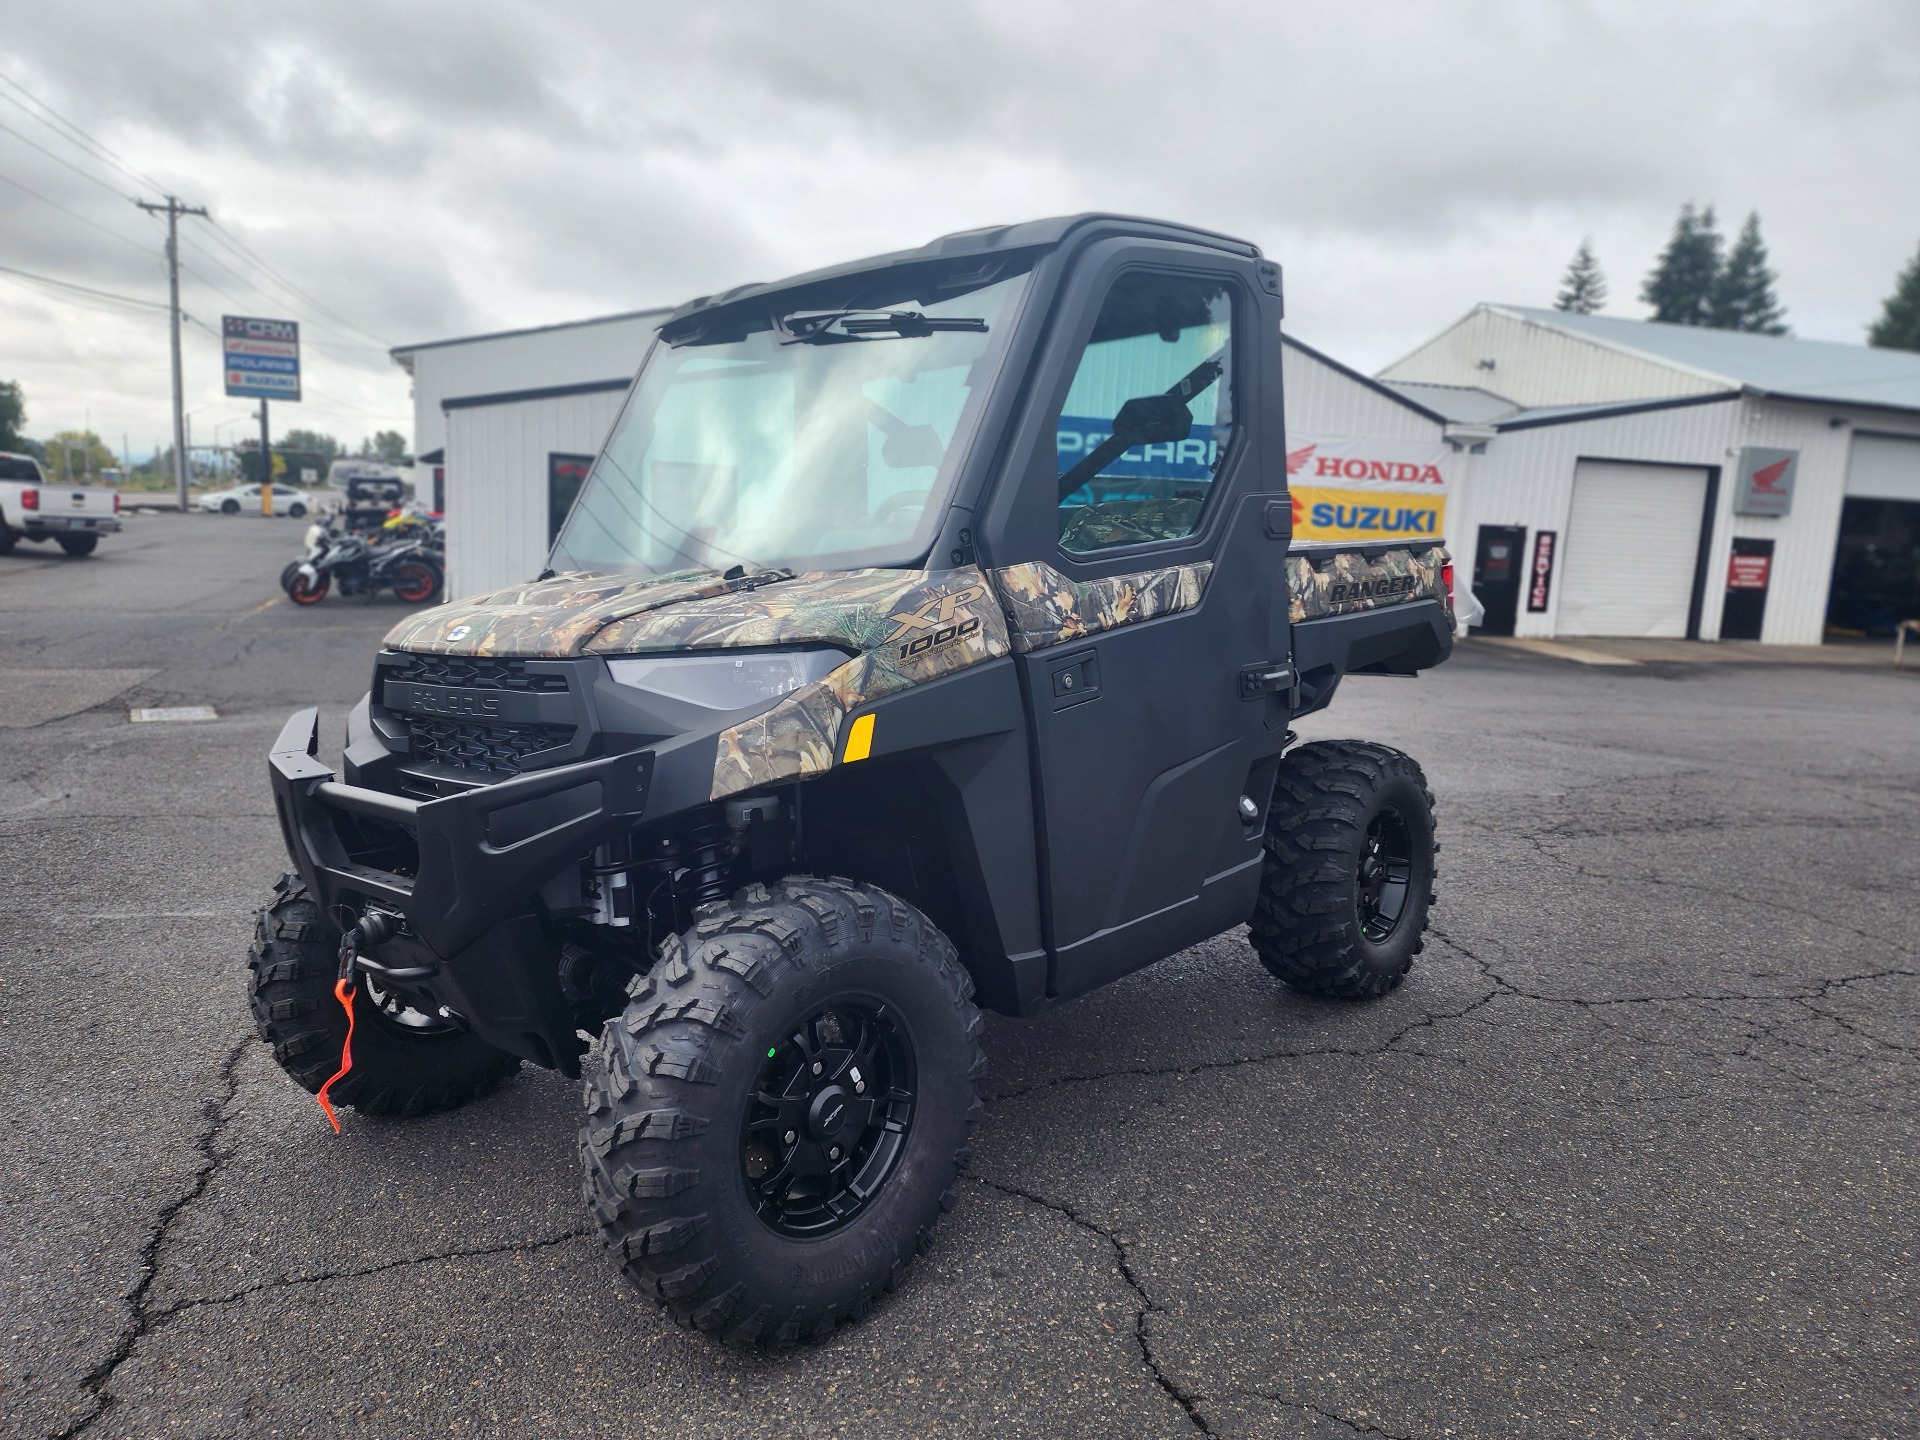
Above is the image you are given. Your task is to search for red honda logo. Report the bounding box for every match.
[1751,456,1791,493]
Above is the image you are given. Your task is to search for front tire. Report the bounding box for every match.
[248,874,520,1114]
[1249,740,1437,999]
[57,534,98,557]
[287,502,307,518]
[287,571,329,605]
[580,877,985,1344]
[221,498,241,515]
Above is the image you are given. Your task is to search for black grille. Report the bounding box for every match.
[384,651,577,776]
[388,654,570,692]
[405,717,575,775]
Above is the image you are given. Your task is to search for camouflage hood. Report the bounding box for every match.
[381,567,989,659]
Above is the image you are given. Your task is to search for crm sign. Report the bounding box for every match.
[1286,435,1452,543]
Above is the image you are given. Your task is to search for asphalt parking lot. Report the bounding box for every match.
[3,511,1916,1439]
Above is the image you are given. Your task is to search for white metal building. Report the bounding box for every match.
[390,309,668,596]
[1383,306,1920,644]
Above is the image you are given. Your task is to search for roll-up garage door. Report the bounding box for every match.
[1846,433,1920,502]
[1555,460,1709,637]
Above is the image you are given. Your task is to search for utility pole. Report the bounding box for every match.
[258,400,272,516]
[135,195,208,513]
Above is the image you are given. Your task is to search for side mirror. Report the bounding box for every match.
[1110,393,1192,446]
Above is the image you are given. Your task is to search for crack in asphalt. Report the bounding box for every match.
[1235,1391,1420,1439]
[153,1227,594,1322]
[968,1174,1213,1434]
[984,951,1507,1105]
[53,1032,252,1440]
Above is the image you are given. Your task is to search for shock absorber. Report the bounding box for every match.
[678,813,738,909]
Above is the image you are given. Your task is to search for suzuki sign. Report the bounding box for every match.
[1285,434,1452,543]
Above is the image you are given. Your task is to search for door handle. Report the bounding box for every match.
[1238,662,1295,699]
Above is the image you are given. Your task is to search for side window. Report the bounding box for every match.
[1053,272,1234,554]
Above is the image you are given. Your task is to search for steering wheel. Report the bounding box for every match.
[873,489,932,526]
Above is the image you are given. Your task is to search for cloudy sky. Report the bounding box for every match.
[3,1,1917,458]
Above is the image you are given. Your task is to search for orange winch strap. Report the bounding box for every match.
[315,975,357,1134]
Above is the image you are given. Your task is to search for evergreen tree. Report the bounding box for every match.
[1555,239,1608,314]
[1867,240,1920,351]
[1640,203,1722,326]
[0,379,24,451]
[1708,212,1788,334]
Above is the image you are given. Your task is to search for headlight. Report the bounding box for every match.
[304,523,323,547]
[606,648,848,710]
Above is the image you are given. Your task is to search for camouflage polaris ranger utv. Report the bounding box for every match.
[255,213,1455,1343]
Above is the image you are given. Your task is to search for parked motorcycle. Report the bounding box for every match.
[282,518,443,606]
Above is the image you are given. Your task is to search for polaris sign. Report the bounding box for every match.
[222,316,301,401]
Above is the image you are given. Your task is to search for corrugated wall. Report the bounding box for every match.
[1282,340,1442,442]
[1382,308,1724,409]
[1452,396,1893,644]
[444,389,628,600]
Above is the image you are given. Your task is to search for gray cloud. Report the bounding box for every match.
[2,0,1916,452]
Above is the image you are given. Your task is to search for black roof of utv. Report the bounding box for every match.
[660,213,1262,343]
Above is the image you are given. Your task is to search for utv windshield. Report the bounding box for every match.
[551,264,1033,577]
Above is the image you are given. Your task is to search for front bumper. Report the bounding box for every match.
[269,707,656,1070]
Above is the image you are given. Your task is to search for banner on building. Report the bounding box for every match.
[1285,434,1452,543]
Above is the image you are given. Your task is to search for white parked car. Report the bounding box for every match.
[197,482,320,517]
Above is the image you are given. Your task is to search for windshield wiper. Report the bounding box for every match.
[779,309,987,344]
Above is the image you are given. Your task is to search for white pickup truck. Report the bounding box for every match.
[0,451,122,557]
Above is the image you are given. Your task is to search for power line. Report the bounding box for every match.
[0,166,155,258]
[0,259,170,312]
[176,238,384,350]
[0,73,167,195]
[202,218,390,347]
[0,116,137,203]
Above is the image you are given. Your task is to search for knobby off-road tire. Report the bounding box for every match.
[248,873,520,1115]
[1250,740,1437,999]
[580,876,986,1345]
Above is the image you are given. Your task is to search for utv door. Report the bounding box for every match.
[980,241,1292,1000]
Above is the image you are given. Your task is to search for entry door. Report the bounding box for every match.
[1001,264,1282,1000]
[1556,461,1709,637]
[1471,524,1526,635]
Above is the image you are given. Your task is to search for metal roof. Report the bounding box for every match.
[1379,380,1520,424]
[1493,305,1920,414]
[389,307,671,364]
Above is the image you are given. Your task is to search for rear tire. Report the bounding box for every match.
[580,877,985,1345]
[57,534,98,557]
[0,522,15,555]
[389,557,441,604]
[287,502,307,518]
[248,874,520,1115]
[1249,740,1436,999]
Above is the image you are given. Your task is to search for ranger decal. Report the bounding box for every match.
[1288,544,1448,624]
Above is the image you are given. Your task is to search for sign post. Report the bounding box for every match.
[222,316,299,518]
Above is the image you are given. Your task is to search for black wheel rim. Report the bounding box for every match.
[361,974,459,1036]
[1357,808,1415,943]
[740,998,916,1238]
